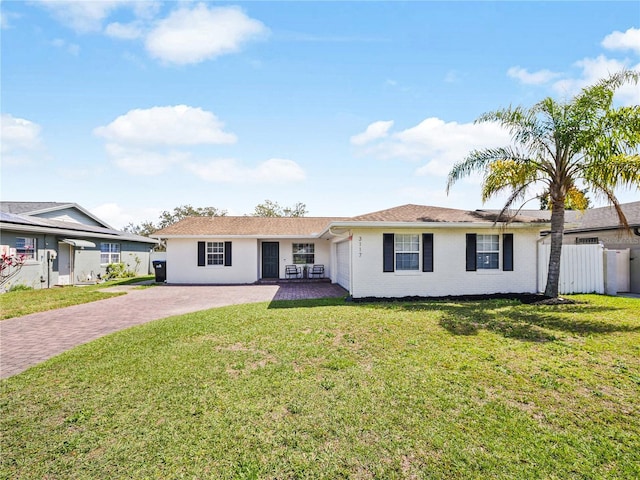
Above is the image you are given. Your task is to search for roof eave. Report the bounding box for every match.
[0,222,158,244]
[323,220,550,231]
[153,234,322,239]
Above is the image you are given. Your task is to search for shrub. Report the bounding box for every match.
[7,284,33,292]
[104,263,136,280]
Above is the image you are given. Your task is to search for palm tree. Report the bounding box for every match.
[446,71,640,298]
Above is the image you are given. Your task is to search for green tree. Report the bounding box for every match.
[157,205,227,229]
[447,71,640,298]
[123,220,158,238]
[124,205,228,251]
[539,186,591,210]
[253,200,307,217]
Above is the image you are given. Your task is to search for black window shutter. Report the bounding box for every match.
[503,234,514,271]
[197,241,206,266]
[224,241,232,267]
[466,234,477,271]
[422,233,433,272]
[383,234,394,272]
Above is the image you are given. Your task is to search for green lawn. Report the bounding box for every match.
[0,276,155,320]
[1,295,639,479]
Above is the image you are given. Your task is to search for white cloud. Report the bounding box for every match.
[507,66,561,85]
[104,21,143,40]
[0,114,43,165]
[104,144,190,176]
[145,4,268,65]
[350,120,394,146]
[552,55,640,106]
[34,0,131,33]
[602,27,640,54]
[353,117,511,177]
[1,10,21,29]
[185,158,306,183]
[94,105,237,147]
[91,202,161,230]
[94,106,300,184]
[51,38,80,56]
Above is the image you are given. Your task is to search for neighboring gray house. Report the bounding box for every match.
[560,201,640,250]
[0,202,157,290]
[490,202,640,293]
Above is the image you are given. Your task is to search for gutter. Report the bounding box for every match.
[318,220,550,237]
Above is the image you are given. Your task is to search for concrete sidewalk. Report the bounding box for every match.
[0,283,347,379]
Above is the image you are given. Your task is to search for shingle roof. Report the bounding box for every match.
[566,201,640,232]
[153,216,346,237]
[0,211,157,244]
[349,204,545,224]
[0,202,74,215]
[153,204,549,238]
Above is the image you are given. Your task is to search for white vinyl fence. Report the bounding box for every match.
[538,244,604,294]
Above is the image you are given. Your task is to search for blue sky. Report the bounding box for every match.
[1,1,639,228]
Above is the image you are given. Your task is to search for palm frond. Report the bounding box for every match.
[580,155,640,191]
[480,159,542,203]
[446,147,534,193]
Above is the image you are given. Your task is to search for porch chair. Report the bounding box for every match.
[285,265,302,279]
[308,264,325,279]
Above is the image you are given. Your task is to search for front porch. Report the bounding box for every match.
[257,277,332,285]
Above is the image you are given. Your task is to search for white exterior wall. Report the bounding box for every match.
[265,239,332,279]
[166,238,259,284]
[350,227,540,298]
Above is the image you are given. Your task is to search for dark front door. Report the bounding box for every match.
[262,242,280,279]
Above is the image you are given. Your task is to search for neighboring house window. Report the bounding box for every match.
[207,242,224,265]
[292,243,315,264]
[383,233,434,272]
[576,237,599,245]
[16,237,36,259]
[101,243,121,264]
[197,241,232,267]
[395,234,420,270]
[466,234,513,272]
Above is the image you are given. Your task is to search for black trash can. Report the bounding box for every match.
[152,260,166,282]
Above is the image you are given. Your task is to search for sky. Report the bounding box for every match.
[1,1,639,229]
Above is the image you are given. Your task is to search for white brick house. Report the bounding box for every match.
[153,204,548,299]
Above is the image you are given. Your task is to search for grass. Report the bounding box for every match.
[0,275,155,320]
[1,295,639,478]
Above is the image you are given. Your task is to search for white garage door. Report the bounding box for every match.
[336,240,350,290]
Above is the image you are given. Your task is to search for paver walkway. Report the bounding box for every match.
[0,283,347,379]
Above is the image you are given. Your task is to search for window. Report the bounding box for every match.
[383,233,433,272]
[16,237,36,259]
[476,234,499,269]
[197,241,232,267]
[395,234,419,270]
[467,234,513,272]
[293,243,315,264]
[100,243,120,264]
[576,237,599,245]
[207,242,224,265]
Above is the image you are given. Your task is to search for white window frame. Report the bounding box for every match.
[207,242,224,266]
[100,243,121,264]
[292,243,315,265]
[16,237,36,260]
[395,234,419,271]
[476,234,499,270]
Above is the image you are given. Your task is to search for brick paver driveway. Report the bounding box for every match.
[0,283,347,379]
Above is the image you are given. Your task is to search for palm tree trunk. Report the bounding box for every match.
[544,200,566,298]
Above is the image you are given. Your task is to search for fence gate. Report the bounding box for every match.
[538,244,604,294]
